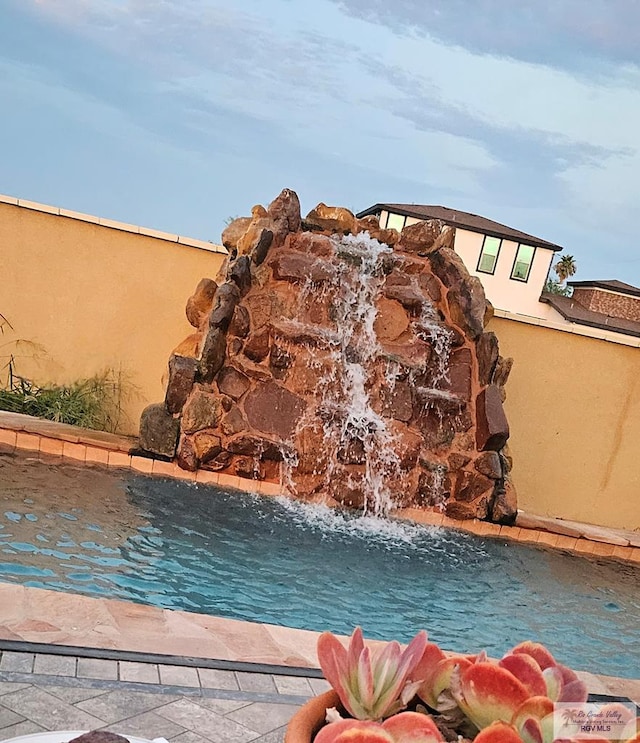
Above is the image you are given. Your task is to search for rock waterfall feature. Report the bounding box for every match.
[139,189,516,523]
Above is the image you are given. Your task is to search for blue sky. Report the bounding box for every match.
[2,0,640,284]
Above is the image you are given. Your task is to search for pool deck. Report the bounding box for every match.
[0,411,638,742]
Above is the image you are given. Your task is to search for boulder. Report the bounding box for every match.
[451,469,494,503]
[443,347,472,401]
[268,188,301,232]
[251,228,274,265]
[185,278,218,329]
[378,379,413,423]
[139,403,179,458]
[221,217,252,252]
[228,255,252,296]
[270,250,336,283]
[198,326,227,383]
[474,451,502,479]
[289,231,334,257]
[374,297,410,342]
[209,281,240,331]
[227,434,285,460]
[221,407,248,436]
[176,435,198,471]
[244,380,306,440]
[398,219,444,254]
[476,332,499,387]
[304,203,356,234]
[192,430,222,463]
[489,480,518,525]
[355,215,400,246]
[476,385,510,451]
[217,366,251,400]
[165,354,198,414]
[430,248,486,339]
[182,387,224,434]
[243,326,271,362]
[229,305,250,338]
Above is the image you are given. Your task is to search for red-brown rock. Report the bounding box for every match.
[476,332,499,386]
[474,451,502,479]
[209,281,240,331]
[268,188,301,232]
[221,407,248,436]
[378,380,413,423]
[176,434,198,471]
[198,326,226,383]
[443,347,472,401]
[374,297,410,342]
[290,232,335,257]
[476,385,510,451]
[186,278,218,329]
[229,255,252,296]
[139,403,179,459]
[221,217,252,251]
[355,215,400,246]
[244,380,306,440]
[165,354,198,414]
[243,326,271,362]
[304,203,356,234]
[182,387,224,434]
[451,469,494,503]
[192,430,222,463]
[229,305,250,338]
[226,434,284,460]
[398,219,444,254]
[490,480,518,524]
[217,366,251,400]
[270,250,336,283]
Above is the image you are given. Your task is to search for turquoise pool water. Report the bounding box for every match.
[0,453,638,678]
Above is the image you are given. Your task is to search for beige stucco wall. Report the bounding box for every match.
[488,315,640,530]
[1,200,226,435]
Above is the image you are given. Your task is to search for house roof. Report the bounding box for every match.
[567,279,640,299]
[540,292,640,338]
[356,203,564,252]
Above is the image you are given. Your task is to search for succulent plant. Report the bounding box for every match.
[314,711,444,743]
[317,626,428,721]
[313,628,639,743]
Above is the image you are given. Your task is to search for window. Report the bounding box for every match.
[511,244,535,281]
[386,212,407,232]
[477,236,501,274]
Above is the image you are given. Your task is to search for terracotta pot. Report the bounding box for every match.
[284,690,341,743]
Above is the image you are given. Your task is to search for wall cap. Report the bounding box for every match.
[493,308,640,348]
[0,192,227,255]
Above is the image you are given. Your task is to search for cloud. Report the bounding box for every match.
[331,0,640,76]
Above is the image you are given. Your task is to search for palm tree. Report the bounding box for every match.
[554,254,577,284]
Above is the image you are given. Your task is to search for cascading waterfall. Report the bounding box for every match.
[144,188,515,525]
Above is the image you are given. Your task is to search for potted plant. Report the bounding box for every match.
[285,627,639,743]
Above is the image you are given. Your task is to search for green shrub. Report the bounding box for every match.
[0,367,131,433]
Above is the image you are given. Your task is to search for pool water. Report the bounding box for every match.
[0,453,639,678]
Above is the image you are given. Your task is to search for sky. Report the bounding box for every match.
[2,0,640,285]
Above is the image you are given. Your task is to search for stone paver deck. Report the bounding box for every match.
[0,645,329,743]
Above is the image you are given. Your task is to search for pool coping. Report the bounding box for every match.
[1,412,639,565]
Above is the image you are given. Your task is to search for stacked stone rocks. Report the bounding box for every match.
[139,189,516,524]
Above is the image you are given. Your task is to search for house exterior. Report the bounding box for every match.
[541,279,640,339]
[356,203,563,318]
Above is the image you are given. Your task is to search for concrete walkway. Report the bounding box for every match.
[0,647,329,743]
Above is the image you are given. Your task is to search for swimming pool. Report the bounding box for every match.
[0,452,638,678]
